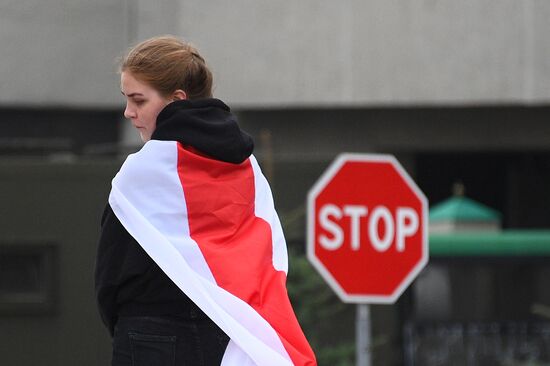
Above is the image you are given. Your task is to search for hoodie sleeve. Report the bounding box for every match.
[94,204,152,335]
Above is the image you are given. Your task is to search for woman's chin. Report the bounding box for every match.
[139,131,151,143]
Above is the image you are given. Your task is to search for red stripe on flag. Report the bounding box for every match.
[177,145,315,366]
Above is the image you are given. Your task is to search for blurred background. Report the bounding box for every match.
[1,1,550,365]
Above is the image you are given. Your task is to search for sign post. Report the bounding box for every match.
[356,303,371,366]
[307,154,428,365]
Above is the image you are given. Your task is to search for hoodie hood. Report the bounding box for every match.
[151,98,254,164]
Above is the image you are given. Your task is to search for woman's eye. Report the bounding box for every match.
[134,100,145,106]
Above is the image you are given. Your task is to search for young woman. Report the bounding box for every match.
[95,36,316,366]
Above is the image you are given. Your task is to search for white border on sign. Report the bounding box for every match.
[306,153,429,304]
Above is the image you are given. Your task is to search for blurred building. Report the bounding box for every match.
[1,1,550,365]
[410,193,550,365]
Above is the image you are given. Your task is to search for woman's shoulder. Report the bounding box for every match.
[118,141,179,177]
[127,140,178,165]
[111,140,184,201]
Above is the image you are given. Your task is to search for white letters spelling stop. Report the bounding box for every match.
[307,154,428,304]
[319,204,419,252]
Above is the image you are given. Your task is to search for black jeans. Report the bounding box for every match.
[112,313,229,366]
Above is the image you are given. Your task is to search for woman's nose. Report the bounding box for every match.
[124,104,136,119]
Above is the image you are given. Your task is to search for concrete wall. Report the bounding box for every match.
[0,0,126,107]
[181,0,550,107]
[1,1,549,108]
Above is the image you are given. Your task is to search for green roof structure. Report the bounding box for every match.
[429,196,502,223]
[428,188,550,257]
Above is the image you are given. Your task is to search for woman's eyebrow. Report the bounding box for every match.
[121,91,144,97]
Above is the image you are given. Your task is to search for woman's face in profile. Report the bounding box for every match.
[121,71,172,142]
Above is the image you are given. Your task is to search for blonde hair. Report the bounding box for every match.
[120,35,213,99]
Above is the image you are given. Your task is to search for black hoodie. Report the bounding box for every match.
[95,99,254,335]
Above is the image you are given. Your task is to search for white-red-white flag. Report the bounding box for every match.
[109,140,316,366]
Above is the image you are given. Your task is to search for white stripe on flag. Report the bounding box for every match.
[250,155,288,273]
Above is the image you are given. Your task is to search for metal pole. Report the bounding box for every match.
[356,304,371,366]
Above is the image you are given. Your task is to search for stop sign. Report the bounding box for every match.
[307,153,428,304]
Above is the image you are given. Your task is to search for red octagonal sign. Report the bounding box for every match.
[307,154,428,304]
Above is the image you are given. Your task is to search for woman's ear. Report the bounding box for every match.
[172,89,187,101]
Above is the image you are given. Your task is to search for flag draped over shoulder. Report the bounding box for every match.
[109,140,316,366]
